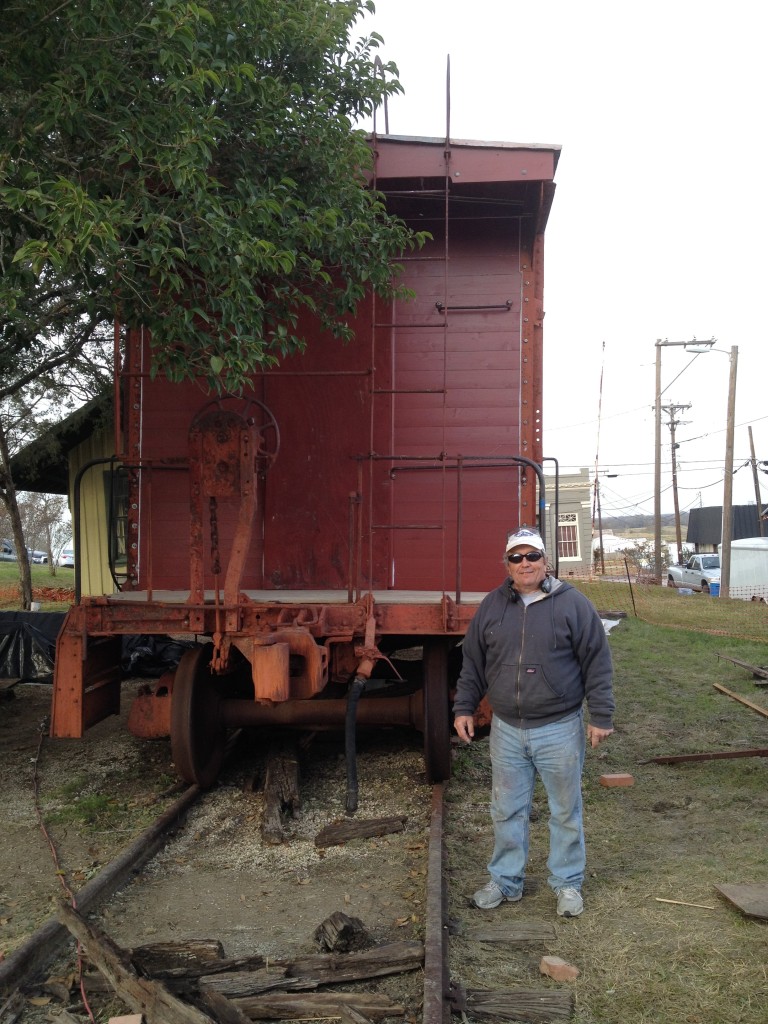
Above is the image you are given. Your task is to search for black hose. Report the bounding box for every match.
[344,674,367,815]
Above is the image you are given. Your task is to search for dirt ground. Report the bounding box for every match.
[0,677,433,1020]
[3,616,768,1024]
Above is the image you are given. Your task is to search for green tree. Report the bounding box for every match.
[1,0,421,395]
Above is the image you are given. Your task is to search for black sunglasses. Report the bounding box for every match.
[507,551,544,564]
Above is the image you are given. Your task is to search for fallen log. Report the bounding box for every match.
[231,991,404,1020]
[314,817,407,848]
[57,904,215,1024]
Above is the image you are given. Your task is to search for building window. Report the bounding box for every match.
[558,513,580,560]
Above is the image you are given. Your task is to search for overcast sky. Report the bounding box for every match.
[361,0,767,521]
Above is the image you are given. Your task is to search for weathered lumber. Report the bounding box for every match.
[715,883,768,919]
[131,941,265,981]
[198,988,255,1024]
[461,921,556,945]
[261,740,301,845]
[314,912,371,952]
[0,990,24,1024]
[199,967,309,998]
[314,816,407,848]
[281,940,423,986]
[57,903,215,1024]
[0,783,202,996]
[716,652,768,682]
[641,748,768,765]
[461,987,574,1021]
[713,683,768,719]
[131,939,225,976]
[202,941,423,997]
[339,1006,376,1024]
[231,991,404,1020]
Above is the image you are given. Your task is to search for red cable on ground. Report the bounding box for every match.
[32,719,97,1023]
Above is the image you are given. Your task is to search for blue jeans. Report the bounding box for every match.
[488,711,586,896]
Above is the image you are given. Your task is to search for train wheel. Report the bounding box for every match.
[422,638,451,783]
[171,644,226,788]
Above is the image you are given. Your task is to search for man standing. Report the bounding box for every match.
[453,527,614,917]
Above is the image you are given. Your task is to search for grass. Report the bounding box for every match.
[445,617,768,1024]
[0,560,74,611]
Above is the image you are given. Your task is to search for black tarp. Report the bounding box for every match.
[121,634,195,677]
[0,612,66,683]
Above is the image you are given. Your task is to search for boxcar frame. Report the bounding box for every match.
[50,134,559,806]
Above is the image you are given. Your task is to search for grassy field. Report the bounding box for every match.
[445,616,768,1024]
[0,561,75,611]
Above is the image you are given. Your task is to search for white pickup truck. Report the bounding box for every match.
[667,554,721,592]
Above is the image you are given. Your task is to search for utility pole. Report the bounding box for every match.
[720,346,738,598]
[662,403,691,563]
[748,426,764,537]
[653,338,713,583]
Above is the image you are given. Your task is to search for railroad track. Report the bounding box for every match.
[1,730,576,1024]
[0,732,442,1023]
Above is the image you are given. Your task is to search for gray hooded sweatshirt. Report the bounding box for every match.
[453,578,615,730]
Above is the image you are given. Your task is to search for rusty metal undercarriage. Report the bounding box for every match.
[52,395,482,803]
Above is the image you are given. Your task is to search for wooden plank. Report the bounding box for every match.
[282,941,424,985]
[715,883,768,920]
[199,967,305,999]
[231,992,404,1020]
[642,748,768,765]
[713,683,768,719]
[315,816,407,848]
[716,653,768,681]
[464,988,574,1022]
[57,904,215,1024]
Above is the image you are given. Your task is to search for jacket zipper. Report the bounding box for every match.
[515,603,527,719]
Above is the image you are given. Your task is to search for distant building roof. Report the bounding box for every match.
[686,505,763,545]
[10,393,112,494]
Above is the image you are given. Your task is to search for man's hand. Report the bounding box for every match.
[454,714,475,743]
[587,724,614,748]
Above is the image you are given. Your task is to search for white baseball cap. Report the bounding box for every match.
[505,528,546,555]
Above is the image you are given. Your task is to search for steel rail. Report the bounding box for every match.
[423,783,450,1024]
[0,783,202,998]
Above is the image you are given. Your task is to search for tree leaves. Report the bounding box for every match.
[0,0,422,395]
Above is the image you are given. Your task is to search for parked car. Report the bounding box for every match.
[31,551,48,564]
[58,548,75,568]
[0,540,16,562]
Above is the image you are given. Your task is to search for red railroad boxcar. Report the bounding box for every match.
[51,134,559,806]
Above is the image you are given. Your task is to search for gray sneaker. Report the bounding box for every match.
[556,886,584,917]
[471,880,523,910]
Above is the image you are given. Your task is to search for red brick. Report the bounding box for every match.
[599,773,634,787]
[540,955,580,981]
